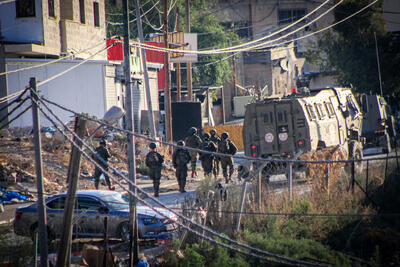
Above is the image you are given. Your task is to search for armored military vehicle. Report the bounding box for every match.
[242,87,364,176]
[357,94,397,153]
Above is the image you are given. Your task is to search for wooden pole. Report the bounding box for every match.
[366,160,369,195]
[56,117,87,267]
[164,0,173,142]
[134,0,156,137]
[257,168,262,209]
[221,86,226,125]
[235,181,247,232]
[30,77,49,267]
[288,163,293,201]
[185,0,192,101]
[176,7,181,102]
[122,0,139,265]
[103,217,108,267]
[351,161,355,193]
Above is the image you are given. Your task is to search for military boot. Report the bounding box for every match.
[181,179,186,193]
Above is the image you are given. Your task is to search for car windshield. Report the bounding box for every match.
[102,194,129,211]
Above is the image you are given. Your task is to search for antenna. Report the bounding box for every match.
[374,32,383,96]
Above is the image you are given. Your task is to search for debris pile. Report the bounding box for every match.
[298,145,347,190]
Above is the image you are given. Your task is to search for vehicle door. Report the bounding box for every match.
[255,103,279,155]
[75,196,107,237]
[45,196,68,236]
[274,102,295,155]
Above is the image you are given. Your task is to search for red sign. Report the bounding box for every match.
[107,39,123,61]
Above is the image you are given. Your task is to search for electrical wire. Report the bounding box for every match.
[0,0,15,5]
[106,0,160,26]
[133,0,334,54]
[0,39,107,77]
[0,89,27,104]
[37,43,114,87]
[0,97,29,124]
[32,94,333,267]
[106,0,151,16]
[0,88,28,111]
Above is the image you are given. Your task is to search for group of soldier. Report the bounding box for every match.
[92,127,237,198]
[146,127,237,197]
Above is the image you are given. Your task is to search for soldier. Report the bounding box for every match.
[172,140,191,193]
[199,133,217,177]
[209,129,221,178]
[145,142,164,197]
[185,127,202,178]
[218,132,238,183]
[93,138,115,190]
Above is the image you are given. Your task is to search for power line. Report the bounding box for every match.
[0,105,31,131]
[0,0,15,5]
[133,0,335,54]
[32,93,332,267]
[106,0,160,26]
[0,39,107,77]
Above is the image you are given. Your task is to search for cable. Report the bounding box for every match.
[32,93,332,267]
[39,96,400,164]
[0,88,28,112]
[0,105,31,131]
[37,43,114,87]
[106,0,160,26]
[132,0,335,54]
[0,40,107,77]
[0,97,29,123]
[0,0,15,4]
[0,88,28,104]
[106,0,151,16]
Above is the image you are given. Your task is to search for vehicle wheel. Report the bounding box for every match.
[118,221,130,242]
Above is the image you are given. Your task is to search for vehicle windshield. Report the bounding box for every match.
[102,194,129,211]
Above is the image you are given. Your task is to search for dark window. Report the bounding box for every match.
[47,197,66,210]
[315,103,326,119]
[324,102,335,118]
[16,0,35,17]
[79,0,85,24]
[77,197,103,210]
[93,2,100,27]
[306,104,316,121]
[278,8,306,25]
[48,0,55,18]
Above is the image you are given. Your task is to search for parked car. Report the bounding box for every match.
[14,190,177,241]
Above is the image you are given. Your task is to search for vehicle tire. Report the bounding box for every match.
[118,221,130,242]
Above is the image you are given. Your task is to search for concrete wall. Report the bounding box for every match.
[0,0,44,44]
[60,0,106,60]
[5,59,118,127]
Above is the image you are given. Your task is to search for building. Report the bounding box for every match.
[0,0,161,132]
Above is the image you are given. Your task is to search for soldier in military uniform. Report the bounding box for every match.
[209,129,221,178]
[93,139,115,190]
[199,133,217,177]
[218,132,237,183]
[145,142,164,197]
[172,140,191,193]
[185,127,202,178]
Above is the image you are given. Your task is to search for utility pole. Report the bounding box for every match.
[135,0,156,137]
[164,0,173,142]
[232,55,237,97]
[56,117,87,267]
[123,0,139,266]
[30,77,49,267]
[185,0,192,101]
[176,7,182,102]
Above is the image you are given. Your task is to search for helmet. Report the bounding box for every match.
[100,138,107,145]
[149,142,156,149]
[188,127,197,135]
[210,129,217,136]
[177,140,185,146]
[203,133,210,140]
[221,132,229,140]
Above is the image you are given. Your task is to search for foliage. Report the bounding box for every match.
[305,0,400,104]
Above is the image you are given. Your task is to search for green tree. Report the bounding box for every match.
[305,0,400,104]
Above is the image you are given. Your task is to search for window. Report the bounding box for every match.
[314,103,326,120]
[16,0,35,17]
[278,8,306,25]
[79,0,85,24]
[77,197,103,210]
[324,102,335,118]
[47,197,66,210]
[48,0,55,18]
[93,2,100,27]
[306,104,316,121]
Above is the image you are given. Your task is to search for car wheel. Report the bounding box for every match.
[118,222,130,242]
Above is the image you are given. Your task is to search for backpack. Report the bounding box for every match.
[176,149,190,166]
[228,141,237,155]
[147,152,161,168]
[218,139,230,154]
